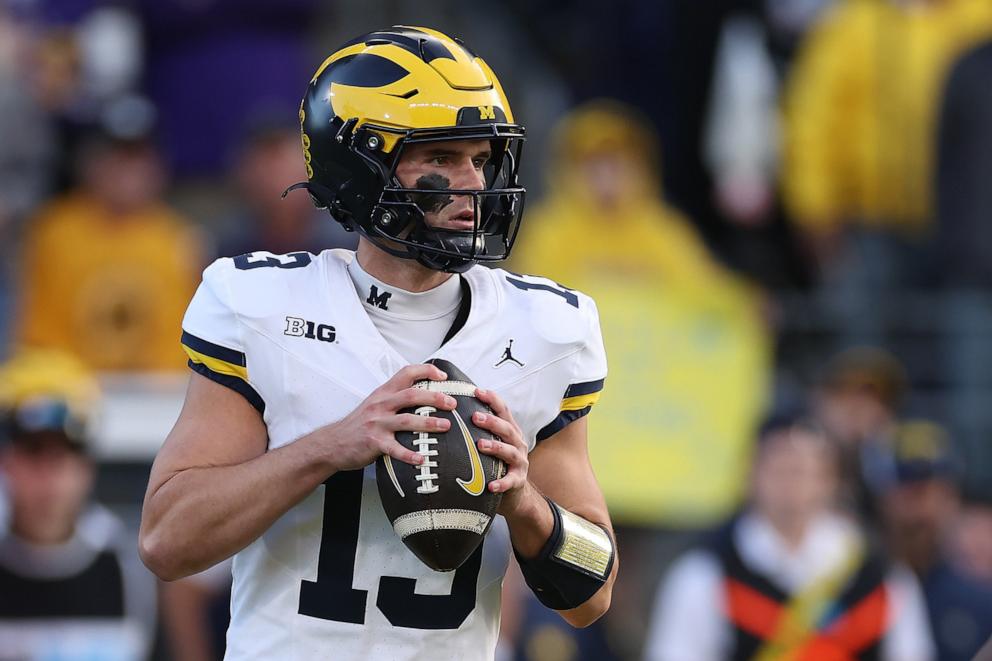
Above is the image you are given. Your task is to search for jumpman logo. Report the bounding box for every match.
[494,339,524,368]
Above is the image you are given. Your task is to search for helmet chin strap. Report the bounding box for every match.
[409,229,480,273]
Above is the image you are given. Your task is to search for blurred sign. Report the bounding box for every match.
[90,373,186,461]
[588,278,770,528]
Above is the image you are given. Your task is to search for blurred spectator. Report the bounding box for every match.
[0,348,156,660]
[782,0,992,342]
[644,413,934,661]
[18,3,145,194]
[704,0,837,229]
[513,99,770,526]
[510,0,821,287]
[701,2,833,290]
[705,12,780,230]
[812,346,906,520]
[512,99,771,657]
[14,99,203,372]
[213,119,357,258]
[814,347,905,448]
[874,420,992,661]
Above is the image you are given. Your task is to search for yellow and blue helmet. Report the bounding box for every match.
[295,26,526,272]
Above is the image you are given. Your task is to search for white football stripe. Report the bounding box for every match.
[413,380,476,397]
[382,455,405,497]
[392,509,491,539]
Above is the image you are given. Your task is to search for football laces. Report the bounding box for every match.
[413,405,440,494]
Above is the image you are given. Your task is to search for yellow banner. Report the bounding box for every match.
[588,278,770,527]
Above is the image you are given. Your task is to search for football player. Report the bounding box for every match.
[139,26,617,659]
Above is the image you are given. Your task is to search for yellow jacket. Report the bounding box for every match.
[16,193,203,371]
[512,102,771,526]
[783,0,992,233]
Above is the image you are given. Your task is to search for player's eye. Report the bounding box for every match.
[472,158,488,170]
[429,155,448,166]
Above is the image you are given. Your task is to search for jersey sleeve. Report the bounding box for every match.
[536,296,608,441]
[180,260,265,414]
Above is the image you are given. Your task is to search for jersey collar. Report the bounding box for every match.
[347,257,463,320]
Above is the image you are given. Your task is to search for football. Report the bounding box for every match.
[376,359,506,572]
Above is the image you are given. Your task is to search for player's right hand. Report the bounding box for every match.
[320,364,456,472]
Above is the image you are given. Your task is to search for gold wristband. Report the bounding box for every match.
[551,503,613,579]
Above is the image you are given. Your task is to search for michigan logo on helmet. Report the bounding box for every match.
[293,26,526,273]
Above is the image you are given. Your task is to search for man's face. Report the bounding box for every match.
[576,151,650,211]
[84,143,165,215]
[881,478,957,547]
[751,429,838,528]
[239,131,312,217]
[814,387,894,446]
[394,139,491,231]
[1,435,93,544]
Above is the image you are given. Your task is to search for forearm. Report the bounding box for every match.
[558,546,617,628]
[504,483,617,627]
[140,433,333,580]
[503,482,555,559]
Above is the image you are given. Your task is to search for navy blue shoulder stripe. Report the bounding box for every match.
[505,276,579,308]
[181,331,246,367]
[536,406,592,442]
[188,361,265,415]
[564,379,605,399]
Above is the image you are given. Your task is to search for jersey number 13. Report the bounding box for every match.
[298,470,483,629]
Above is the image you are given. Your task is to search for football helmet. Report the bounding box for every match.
[294,26,526,273]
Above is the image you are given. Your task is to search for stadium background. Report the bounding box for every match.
[1,0,991,659]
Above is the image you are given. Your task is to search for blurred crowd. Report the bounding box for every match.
[0,0,991,659]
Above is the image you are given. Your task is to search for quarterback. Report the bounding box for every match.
[139,26,617,659]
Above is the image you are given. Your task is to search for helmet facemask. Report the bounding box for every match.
[351,124,526,273]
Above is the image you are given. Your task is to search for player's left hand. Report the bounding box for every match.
[472,388,531,516]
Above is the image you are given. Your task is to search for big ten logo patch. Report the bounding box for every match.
[285,316,336,343]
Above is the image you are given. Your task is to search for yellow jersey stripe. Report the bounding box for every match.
[561,391,601,411]
[182,345,249,382]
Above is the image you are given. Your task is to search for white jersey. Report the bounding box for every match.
[180,249,607,661]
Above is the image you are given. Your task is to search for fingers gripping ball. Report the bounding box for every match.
[376,359,507,571]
